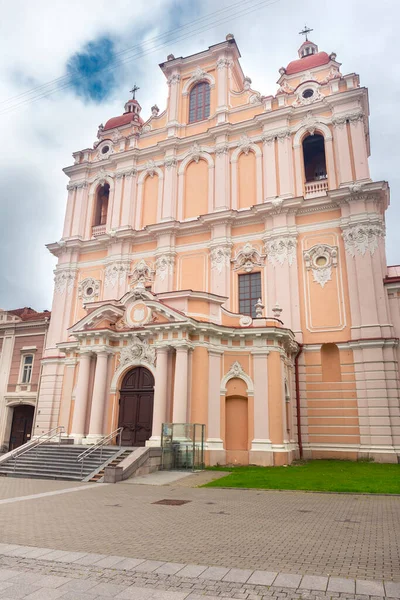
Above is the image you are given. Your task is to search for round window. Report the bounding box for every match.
[302,88,314,99]
[86,287,94,296]
[315,256,328,267]
[101,145,110,154]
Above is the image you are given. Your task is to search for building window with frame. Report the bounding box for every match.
[189,82,210,123]
[21,355,33,384]
[238,272,262,318]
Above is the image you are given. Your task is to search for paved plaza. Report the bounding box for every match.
[0,476,398,599]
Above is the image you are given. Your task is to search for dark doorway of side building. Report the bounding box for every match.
[9,405,35,451]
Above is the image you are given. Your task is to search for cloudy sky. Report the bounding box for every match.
[0,0,398,311]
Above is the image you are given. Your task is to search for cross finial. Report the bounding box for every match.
[299,25,313,41]
[130,84,140,99]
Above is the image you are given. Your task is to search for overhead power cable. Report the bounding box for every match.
[0,0,280,117]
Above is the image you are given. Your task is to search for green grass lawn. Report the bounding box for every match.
[204,460,400,494]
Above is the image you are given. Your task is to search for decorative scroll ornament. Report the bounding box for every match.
[54,270,76,295]
[78,277,101,302]
[239,315,252,326]
[119,336,156,367]
[249,92,262,104]
[97,142,113,161]
[216,57,233,70]
[129,259,154,288]
[145,159,156,177]
[167,73,181,86]
[189,142,201,163]
[265,236,297,267]
[210,246,231,274]
[237,134,252,155]
[215,143,229,155]
[301,111,318,136]
[332,111,364,130]
[232,243,264,272]
[104,262,130,288]
[342,222,385,257]
[164,157,177,169]
[228,361,245,378]
[294,85,324,107]
[303,244,338,288]
[155,254,175,281]
[192,66,208,82]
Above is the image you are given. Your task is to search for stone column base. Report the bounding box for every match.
[249,450,274,466]
[81,434,104,446]
[146,436,161,448]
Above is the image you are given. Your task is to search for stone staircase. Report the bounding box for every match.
[0,444,130,481]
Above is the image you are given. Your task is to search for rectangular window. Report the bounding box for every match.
[21,355,33,384]
[238,272,262,318]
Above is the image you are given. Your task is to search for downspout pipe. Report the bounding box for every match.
[294,344,304,459]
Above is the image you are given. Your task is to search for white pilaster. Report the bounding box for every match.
[172,346,189,423]
[148,346,169,445]
[70,351,92,442]
[86,351,109,442]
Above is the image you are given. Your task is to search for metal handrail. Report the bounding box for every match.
[76,427,123,476]
[11,426,65,471]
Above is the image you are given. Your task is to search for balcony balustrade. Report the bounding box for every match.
[304,178,328,199]
[92,224,107,237]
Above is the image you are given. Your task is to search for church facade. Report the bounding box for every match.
[35,35,400,465]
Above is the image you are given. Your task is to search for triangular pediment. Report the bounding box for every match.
[69,304,125,333]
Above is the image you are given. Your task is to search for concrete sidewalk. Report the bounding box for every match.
[0,542,399,599]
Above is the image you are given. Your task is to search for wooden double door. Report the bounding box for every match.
[9,405,34,451]
[118,367,154,447]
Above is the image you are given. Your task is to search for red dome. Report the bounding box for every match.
[286,51,330,75]
[103,112,144,131]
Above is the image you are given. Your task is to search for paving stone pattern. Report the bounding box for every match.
[0,548,398,599]
[0,480,398,582]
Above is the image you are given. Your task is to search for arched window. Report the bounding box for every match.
[302,134,327,182]
[189,82,210,123]
[321,343,341,382]
[94,183,109,226]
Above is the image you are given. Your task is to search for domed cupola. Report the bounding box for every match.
[298,39,318,58]
[103,85,144,131]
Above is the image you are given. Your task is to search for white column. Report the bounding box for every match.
[62,186,76,238]
[86,351,109,442]
[333,121,353,184]
[214,142,230,210]
[71,184,87,237]
[277,132,294,197]
[162,157,178,220]
[148,347,169,445]
[70,352,92,442]
[349,118,370,181]
[111,174,124,229]
[263,137,277,199]
[172,346,189,423]
[207,349,224,464]
[120,170,137,228]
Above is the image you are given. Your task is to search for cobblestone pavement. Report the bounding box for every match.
[0,478,398,584]
[0,544,399,599]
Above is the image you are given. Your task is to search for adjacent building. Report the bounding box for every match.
[0,308,50,452]
[34,34,400,465]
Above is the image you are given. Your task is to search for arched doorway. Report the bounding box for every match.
[118,367,154,446]
[9,405,35,451]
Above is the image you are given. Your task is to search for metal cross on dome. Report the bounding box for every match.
[130,84,140,99]
[299,25,313,41]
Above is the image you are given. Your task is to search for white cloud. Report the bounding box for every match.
[0,0,399,310]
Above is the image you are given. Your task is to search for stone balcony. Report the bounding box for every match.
[92,224,106,237]
[304,178,329,199]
